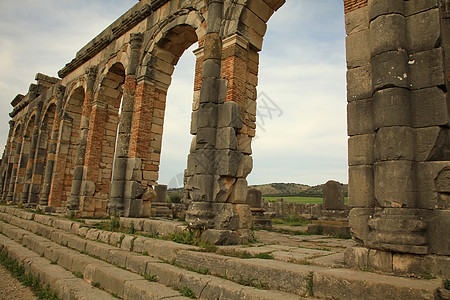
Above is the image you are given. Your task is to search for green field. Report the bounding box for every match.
[263,196,349,204]
[263,196,323,204]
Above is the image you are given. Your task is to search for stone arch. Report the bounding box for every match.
[14,113,37,202]
[80,62,125,216]
[47,86,85,207]
[28,102,57,204]
[3,122,22,201]
[110,11,205,217]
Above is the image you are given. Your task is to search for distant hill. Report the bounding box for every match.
[168,182,348,198]
[249,182,348,197]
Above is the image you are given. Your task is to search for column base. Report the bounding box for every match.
[344,246,450,279]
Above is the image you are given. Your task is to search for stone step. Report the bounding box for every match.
[0,234,117,300]
[0,206,445,300]
[0,220,188,300]
[0,207,301,299]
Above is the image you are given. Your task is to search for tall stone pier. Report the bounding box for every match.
[345,0,450,277]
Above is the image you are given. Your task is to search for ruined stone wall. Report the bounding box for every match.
[0,0,448,260]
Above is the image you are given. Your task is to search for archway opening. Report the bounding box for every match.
[248,1,348,199]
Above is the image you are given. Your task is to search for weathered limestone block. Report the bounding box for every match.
[374,126,415,161]
[347,98,374,136]
[436,167,450,193]
[237,154,252,178]
[374,161,416,208]
[240,7,267,37]
[190,174,214,202]
[196,127,216,149]
[228,178,247,204]
[372,50,409,92]
[346,29,370,69]
[80,181,95,197]
[125,158,142,181]
[200,229,240,245]
[406,8,440,54]
[422,209,450,255]
[185,201,214,229]
[344,246,369,269]
[347,65,372,101]
[345,5,369,35]
[409,48,445,90]
[373,88,411,129]
[218,101,242,129]
[368,249,393,273]
[197,103,218,128]
[368,0,404,21]
[213,176,235,203]
[237,133,252,155]
[323,180,345,210]
[370,14,406,57]
[246,0,273,22]
[215,150,241,177]
[411,87,448,128]
[154,185,167,203]
[216,127,237,150]
[349,208,374,245]
[246,188,262,208]
[416,162,450,209]
[368,208,428,254]
[348,133,375,166]
[404,0,439,17]
[124,181,144,200]
[212,203,239,230]
[348,165,375,207]
[415,127,450,162]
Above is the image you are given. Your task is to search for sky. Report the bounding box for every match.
[0,0,348,188]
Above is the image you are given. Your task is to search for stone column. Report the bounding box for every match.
[0,121,15,199]
[67,67,97,210]
[345,0,450,277]
[6,131,23,203]
[79,99,108,214]
[39,85,65,206]
[21,102,43,205]
[109,33,143,217]
[185,0,252,244]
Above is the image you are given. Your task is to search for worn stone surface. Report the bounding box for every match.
[323,180,345,210]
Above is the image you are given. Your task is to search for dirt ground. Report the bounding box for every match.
[0,264,36,300]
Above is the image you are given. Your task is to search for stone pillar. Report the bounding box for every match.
[79,99,108,214]
[323,180,345,210]
[6,133,23,203]
[40,86,65,206]
[345,0,450,277]
[0,121,15,199]
[67,67,97,210]
[48,113,73,207]
[185,0,252,245]
[109,33,143,217]
[28,123,49,204]
[21,102,43,205]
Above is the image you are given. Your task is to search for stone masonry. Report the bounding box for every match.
[0,0,446,274]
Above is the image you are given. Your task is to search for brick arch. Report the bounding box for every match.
[28,102,57,204]
[47,86,86,207]
[2,122,23,201]
[13,113,37,203]
[80,62,125,216]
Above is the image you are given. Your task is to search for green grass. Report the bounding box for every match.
[264,196,348,204]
